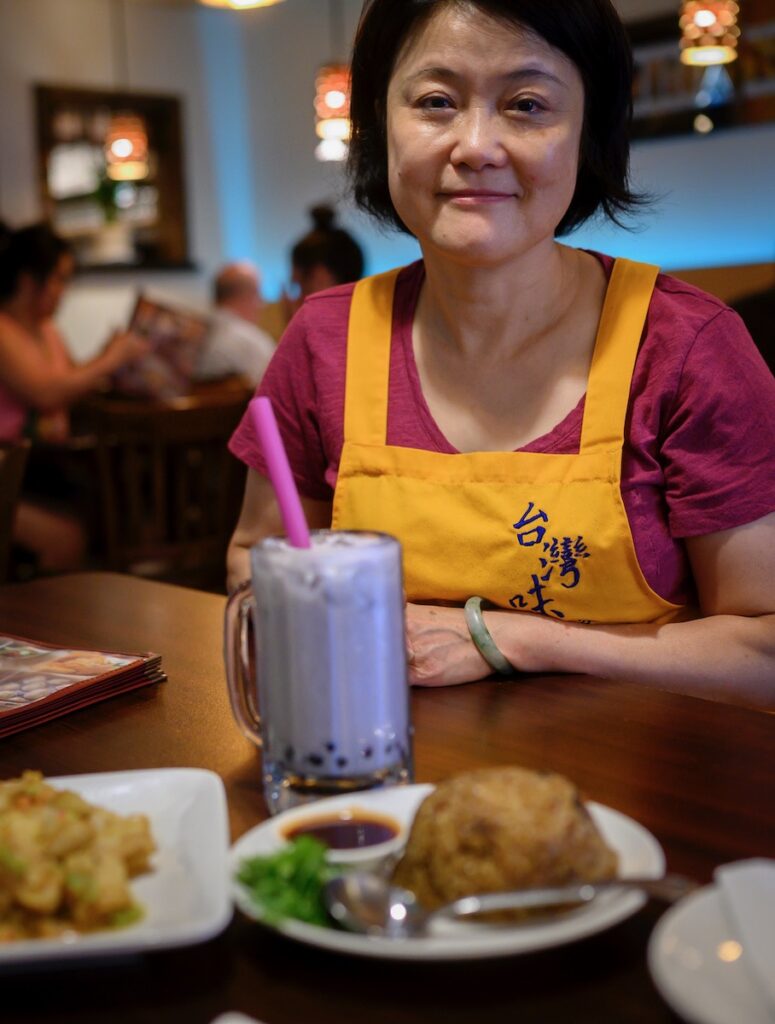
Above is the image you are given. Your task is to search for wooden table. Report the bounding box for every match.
[1,573,773,1024]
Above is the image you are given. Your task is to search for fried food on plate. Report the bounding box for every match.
[392,766,618,912]
[0,771,155,941]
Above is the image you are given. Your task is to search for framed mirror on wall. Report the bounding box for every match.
[35,85,193,271]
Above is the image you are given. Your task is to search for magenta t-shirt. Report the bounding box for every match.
[229,253,775,606]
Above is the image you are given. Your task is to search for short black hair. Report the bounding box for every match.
[348,0,645,237]
[291,205,365,285]
[0,222,72,302]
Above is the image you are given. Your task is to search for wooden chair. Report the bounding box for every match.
[0,440,31,583]
[82,384,251,592]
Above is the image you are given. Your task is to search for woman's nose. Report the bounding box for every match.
[450,107,508,170]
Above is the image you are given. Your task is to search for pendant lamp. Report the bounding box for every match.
[105,0,149,181]
[314,1,351,162]
[105,113,149,181]
[679,1,741,66]
[314,64,351,162]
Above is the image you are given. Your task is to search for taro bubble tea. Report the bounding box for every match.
[250,531,412,813]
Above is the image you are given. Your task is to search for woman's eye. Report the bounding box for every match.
[514,97,543,114]
[419,95,453,110]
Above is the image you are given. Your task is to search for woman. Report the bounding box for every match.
[227,0,775,710]
[0,222,147,572]
[269,206,365,339]
[291,204,365,300]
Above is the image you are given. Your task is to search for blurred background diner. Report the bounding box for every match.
[0,0,772,592]
[258,203,366,338]
[195,260,276,386]
[0,221,147,579]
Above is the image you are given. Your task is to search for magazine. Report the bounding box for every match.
[0,634,165,738]
[112,292,212,399]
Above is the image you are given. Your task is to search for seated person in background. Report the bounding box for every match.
[291,205,365,300]
[0,221,147,574]
[266,205,366,334]
[195,261,276,388]
[730,284,775,375]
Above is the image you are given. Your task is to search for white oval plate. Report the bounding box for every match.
[230,783,664,961]
[648,884,774,1024]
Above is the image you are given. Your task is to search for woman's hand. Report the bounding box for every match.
[405,603,492,687]
[102,329,150,372]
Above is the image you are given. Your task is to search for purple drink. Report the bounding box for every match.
[225,531,413,814]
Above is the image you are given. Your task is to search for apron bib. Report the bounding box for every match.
[332,258,682,625]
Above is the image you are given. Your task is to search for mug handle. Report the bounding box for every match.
[224,579,263,746]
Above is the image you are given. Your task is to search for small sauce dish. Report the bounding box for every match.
[274,805,406,870]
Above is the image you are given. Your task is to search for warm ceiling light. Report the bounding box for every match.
[104,113,149,181]
[679,1,740,66]
[314,64,351,162]
[198,0,286,9]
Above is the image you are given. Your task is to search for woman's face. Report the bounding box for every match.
[292,262,338,299]
[385,5,585,268]
[34,253,74,319]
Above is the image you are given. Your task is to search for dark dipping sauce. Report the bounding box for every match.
[283,811,400,850]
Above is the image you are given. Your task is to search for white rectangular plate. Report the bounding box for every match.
[0,767,231,964]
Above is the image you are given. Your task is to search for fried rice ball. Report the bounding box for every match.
[392,766,618,910]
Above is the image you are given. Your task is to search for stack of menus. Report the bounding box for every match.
[0,635,165,738]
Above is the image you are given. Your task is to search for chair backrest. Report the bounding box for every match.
[0,440,31,583]
[84,386,251,591]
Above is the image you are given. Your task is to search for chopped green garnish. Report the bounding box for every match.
[65,871,97,900]
[0,845,26,875]
[237,836,335,927]
[109,905,144,929]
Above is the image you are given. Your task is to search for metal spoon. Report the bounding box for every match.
[323,872,698,939]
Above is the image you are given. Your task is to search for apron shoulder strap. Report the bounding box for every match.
[344,268,402,445]
[344,259,658,452]
[580,257,659,453]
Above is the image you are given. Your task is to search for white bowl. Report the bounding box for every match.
[265,792,414,870]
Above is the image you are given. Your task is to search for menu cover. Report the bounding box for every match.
[112,292,212,399]
[0,635,165,739]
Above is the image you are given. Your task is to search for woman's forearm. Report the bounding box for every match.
[488,610,775,711]
[226,537,253,593]
[31,356,115,408]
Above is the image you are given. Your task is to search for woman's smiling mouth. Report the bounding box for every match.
[441,190,516,204]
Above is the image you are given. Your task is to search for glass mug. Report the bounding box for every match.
[224,530,413,815]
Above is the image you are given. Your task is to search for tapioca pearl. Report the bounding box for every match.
[325,741,336,753]
[284,745,295,762]
[336,756,349,769]
[307,753,324,767]
[385,742,394,755]
[361,746,373,759]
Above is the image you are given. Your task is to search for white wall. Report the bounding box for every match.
[0,0,772,360]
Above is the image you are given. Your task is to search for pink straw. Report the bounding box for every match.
[249,396,311,548]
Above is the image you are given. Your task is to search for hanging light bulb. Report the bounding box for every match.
[198,0,285,9]
[679,1,740,66]
[104,112,149,181]
[314,64,351,162]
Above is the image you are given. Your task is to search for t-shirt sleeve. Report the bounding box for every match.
[227,305,333,501]
[662,308,775,537]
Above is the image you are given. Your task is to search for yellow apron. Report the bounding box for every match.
[332,258,683,625]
